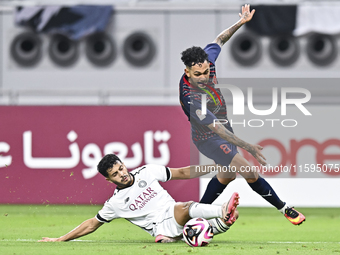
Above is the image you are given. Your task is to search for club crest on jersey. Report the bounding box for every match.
[138,180,147,188]
[212,75,217,85]
[196,109,206,121]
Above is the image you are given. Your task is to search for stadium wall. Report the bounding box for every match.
[1,5,340,104]
[1,105,339,206]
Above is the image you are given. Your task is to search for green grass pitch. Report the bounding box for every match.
[1,205,340,255]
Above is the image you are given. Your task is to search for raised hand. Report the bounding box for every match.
[239,4,255,24]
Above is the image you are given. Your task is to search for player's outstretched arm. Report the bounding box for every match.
[170,164,219,180]
[213,4,255,47]
[207,121,266,166]
[38,217,103,242]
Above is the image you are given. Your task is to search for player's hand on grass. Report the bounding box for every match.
[239,4,255,24]
[249,144,267,166]
[38,237,61,242]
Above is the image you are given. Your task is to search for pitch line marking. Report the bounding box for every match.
[267,241,340,244]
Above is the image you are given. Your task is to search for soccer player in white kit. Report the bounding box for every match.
[39,154,240,243]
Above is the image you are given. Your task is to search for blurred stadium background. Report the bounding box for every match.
[1,0,340,208]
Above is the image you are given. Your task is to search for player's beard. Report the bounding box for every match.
[121,174,133,187]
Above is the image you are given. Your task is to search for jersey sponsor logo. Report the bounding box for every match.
[196,109,206,121]
[138,180,147,188]
[128,187,158,211]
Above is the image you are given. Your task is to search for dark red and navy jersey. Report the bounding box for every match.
[179,43,233,142]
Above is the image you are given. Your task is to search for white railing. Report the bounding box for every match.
[0,87,339,105]
[0,88,180,105]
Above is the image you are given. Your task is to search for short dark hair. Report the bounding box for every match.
[181,46,208,68]
[97,154,122,177]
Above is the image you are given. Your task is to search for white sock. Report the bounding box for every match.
[279,203,289,214]
[208,218,229,235]
[188,202,222,219]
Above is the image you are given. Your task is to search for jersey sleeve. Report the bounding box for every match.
[146,164,172,182]
[190,98,217,126]
[204,43,221,65]
[96,199,118,223]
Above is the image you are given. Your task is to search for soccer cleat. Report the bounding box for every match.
[155,235,177,243]
[284,207,306,225]
[222,192,240,225]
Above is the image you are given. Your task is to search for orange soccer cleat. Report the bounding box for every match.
[284,207,306,225]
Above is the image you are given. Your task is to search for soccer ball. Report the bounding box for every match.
[182,218,214,247]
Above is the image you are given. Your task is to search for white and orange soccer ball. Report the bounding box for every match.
[182,218,214,247]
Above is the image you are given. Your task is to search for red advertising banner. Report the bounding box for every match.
[0,106,198,204]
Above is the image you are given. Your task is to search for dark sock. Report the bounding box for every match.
[248,176,285,209]
[200,176,227,204]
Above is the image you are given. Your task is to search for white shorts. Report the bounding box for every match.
[152,203,183,238]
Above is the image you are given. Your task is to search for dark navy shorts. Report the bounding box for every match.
[194,136,238,167]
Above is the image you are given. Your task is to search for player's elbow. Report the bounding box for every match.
[208,123,222,135]
[176,168,191,179]
[179,168,191,179]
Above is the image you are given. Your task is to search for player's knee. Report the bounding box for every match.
[217,177,236,185]
[242,170,259,183]
[176,201,194,211]
[184,201,194,209]
[245,176,258,183]
[174,201,194,226]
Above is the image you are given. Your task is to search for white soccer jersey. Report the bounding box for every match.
[96,164,176,235]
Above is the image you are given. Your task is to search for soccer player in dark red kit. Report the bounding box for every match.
[179,4,305,225]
